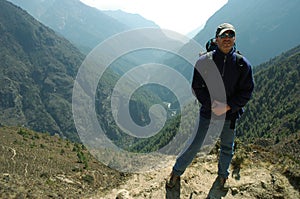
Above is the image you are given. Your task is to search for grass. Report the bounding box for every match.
[0,126,128,198]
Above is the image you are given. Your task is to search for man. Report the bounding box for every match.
[167,23,254,189]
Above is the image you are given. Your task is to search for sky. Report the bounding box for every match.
[79,0,228,35]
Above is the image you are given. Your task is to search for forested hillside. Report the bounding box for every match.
[0,0,84,140]
[237,44,300,143]
[0,0,299,197]
[0,0,173,144]
[235,45,300,190]
[125,44,300,171]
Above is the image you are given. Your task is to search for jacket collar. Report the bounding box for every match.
[215,47,235,58]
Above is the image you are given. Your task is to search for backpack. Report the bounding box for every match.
[205,38,218,52]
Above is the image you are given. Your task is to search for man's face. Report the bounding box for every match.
[216,30,236,54]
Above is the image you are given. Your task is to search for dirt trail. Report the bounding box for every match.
[88,154,299,199]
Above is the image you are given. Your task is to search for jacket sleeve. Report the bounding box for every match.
[227,60,254,113]
[191,60,211,109]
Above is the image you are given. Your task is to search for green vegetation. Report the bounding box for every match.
[0,126,128,198]
[1,1,179,146]
[237,45,300,143]
[0,0,85,142]
[1,0,300,197]
[2,0,299,159]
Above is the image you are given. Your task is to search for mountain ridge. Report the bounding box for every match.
[194,0,300,66]
[7,0,130,54]
[103,9,159,29]
[0,0,299,198]
[1,0,172,143]
[7,0,160,54]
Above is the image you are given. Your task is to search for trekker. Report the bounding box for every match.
[166,23,254,189]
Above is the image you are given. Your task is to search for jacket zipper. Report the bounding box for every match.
[222,55,227,77]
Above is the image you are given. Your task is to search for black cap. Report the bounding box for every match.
[216,23,235,37]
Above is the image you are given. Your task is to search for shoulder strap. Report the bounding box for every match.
[206,51,214,60]
[235,52,250,76]
[235,52,245,68]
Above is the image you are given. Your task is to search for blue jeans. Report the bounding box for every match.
[172,116,235,178]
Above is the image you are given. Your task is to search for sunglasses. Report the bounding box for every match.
[219,32,235,39]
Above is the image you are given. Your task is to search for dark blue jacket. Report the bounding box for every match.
[192,47,254,121]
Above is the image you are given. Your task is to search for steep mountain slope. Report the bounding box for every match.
[7,0,159,54]
[103,10,159,29]
[233,44,300,193]
[0,1,299,197]
[0,0,174,144]
[0,0,84,140]
[237,44,300,143]
[194,0,300,66]
[0,126,128,198]
[7,0,129,54]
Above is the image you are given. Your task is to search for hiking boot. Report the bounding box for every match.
[217,176,229,190]
[166,172,180,188]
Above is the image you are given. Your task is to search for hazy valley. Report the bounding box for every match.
[0,0,299,198]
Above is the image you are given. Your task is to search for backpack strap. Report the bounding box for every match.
[206,51,214,60]
[235,52,245,68]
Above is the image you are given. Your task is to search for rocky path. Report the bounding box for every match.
[89,154,299,199]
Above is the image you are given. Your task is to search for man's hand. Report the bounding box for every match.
[211,100,231,116]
